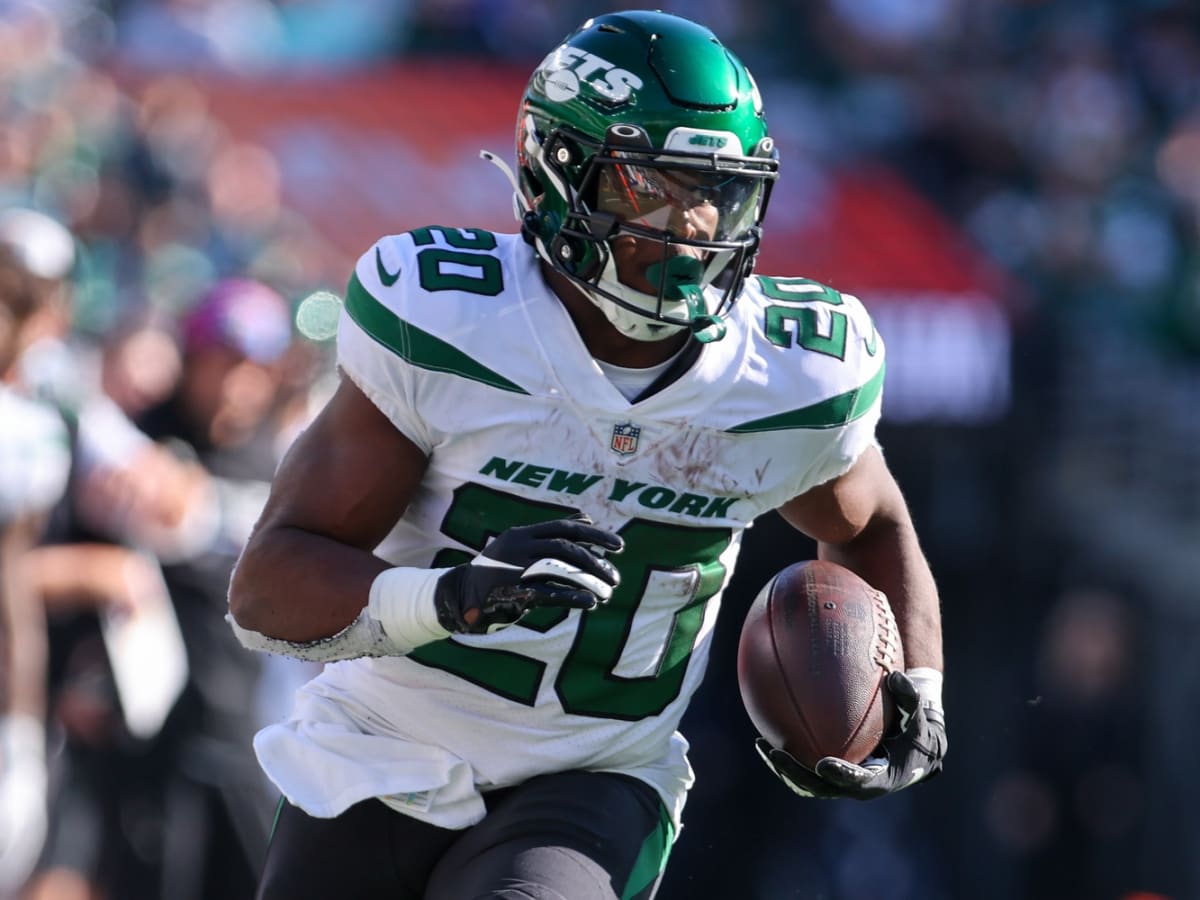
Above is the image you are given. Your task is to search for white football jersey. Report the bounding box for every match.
[0,386,70,526]
[255,228,885,830]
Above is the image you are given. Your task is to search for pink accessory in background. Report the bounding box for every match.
[181,278,291,363]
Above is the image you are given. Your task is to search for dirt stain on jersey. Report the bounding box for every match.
[647,428,721,491]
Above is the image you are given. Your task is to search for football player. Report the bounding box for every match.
[229,10,947,899]
[0,243,72,893]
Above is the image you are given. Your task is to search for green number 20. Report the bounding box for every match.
[408,484,732,721]
[759,275,848,359]
[412,227,504,295]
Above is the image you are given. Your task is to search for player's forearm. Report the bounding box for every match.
[228,524,392,643]
[1,526,47,719]
[817,517,943,672]
[26,543,143,613]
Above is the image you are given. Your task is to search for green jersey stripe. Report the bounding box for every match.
[621,799,675,900]
[725,361,885,433]
[345,273,529,394]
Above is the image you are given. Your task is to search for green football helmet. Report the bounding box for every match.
[512,10,778,342]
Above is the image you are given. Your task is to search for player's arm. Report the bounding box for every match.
[0,514,51,892]
[227,375,623,659]
[227,375,424,643]
[777,445,941,673]
[2,515,49,721]
[764,445,947,800]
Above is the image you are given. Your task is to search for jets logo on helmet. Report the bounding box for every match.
[537,46,645,104]
[480,11,780,345]
[666,129,744,156]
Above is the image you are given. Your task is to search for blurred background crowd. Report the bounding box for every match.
[0,1,1197,898]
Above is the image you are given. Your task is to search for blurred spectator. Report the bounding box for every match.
[0,209,192,900]
[146,277,291,456]
[117,277,302,899]
[0,207,212,564]
[98,311,183,421]
[18,276,295,900]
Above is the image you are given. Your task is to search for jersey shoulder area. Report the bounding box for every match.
[346,227,530,341]
[737,271,884,401]
[338,227,557,418]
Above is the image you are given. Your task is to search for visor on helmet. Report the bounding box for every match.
[594,159,765,244]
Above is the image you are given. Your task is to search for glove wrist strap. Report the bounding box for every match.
[368,566,455,650]
[905,666,944,712]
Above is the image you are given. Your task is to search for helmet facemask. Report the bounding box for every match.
[523,122,776,342]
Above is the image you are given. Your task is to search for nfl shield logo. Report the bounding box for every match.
[610,422,641,455]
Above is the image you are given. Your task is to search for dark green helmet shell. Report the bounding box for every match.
[525,11,769,152]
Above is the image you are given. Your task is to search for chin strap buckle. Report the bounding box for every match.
[689,314,726,343]
[682,287,726,343]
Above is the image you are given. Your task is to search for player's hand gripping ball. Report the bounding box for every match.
[739,560,930,799]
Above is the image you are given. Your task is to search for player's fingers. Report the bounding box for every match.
[527,540,620,587]
[523,557,616,599]
[886,670,921,715]
[524,583,600,611]
[756,741,843,799]
[814,756,875,788]
[530,519,624,553]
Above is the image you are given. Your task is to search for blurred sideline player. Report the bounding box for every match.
[0,208,204,900]
[0,243,72,896]
[0,210,285,898]
[229,10,948,899]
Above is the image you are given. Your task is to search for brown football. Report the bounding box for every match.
[737,559,903,769]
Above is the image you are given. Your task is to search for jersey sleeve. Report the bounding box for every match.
[798,408,881,491]
[736,283,884,502]
[800,290,884,490]
[335,235,436,454]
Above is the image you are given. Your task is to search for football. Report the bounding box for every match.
[737,559,903,769]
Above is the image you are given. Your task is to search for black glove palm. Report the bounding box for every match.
[757,670,947,800]
[434,517,623,635]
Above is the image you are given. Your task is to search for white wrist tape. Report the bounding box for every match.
[0,714,46,766]
[0,716,48,892]
[367,566,453,649]
[905,667,944,712]
[227,567,453,662]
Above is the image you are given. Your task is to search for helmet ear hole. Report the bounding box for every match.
[544,133,581,169]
